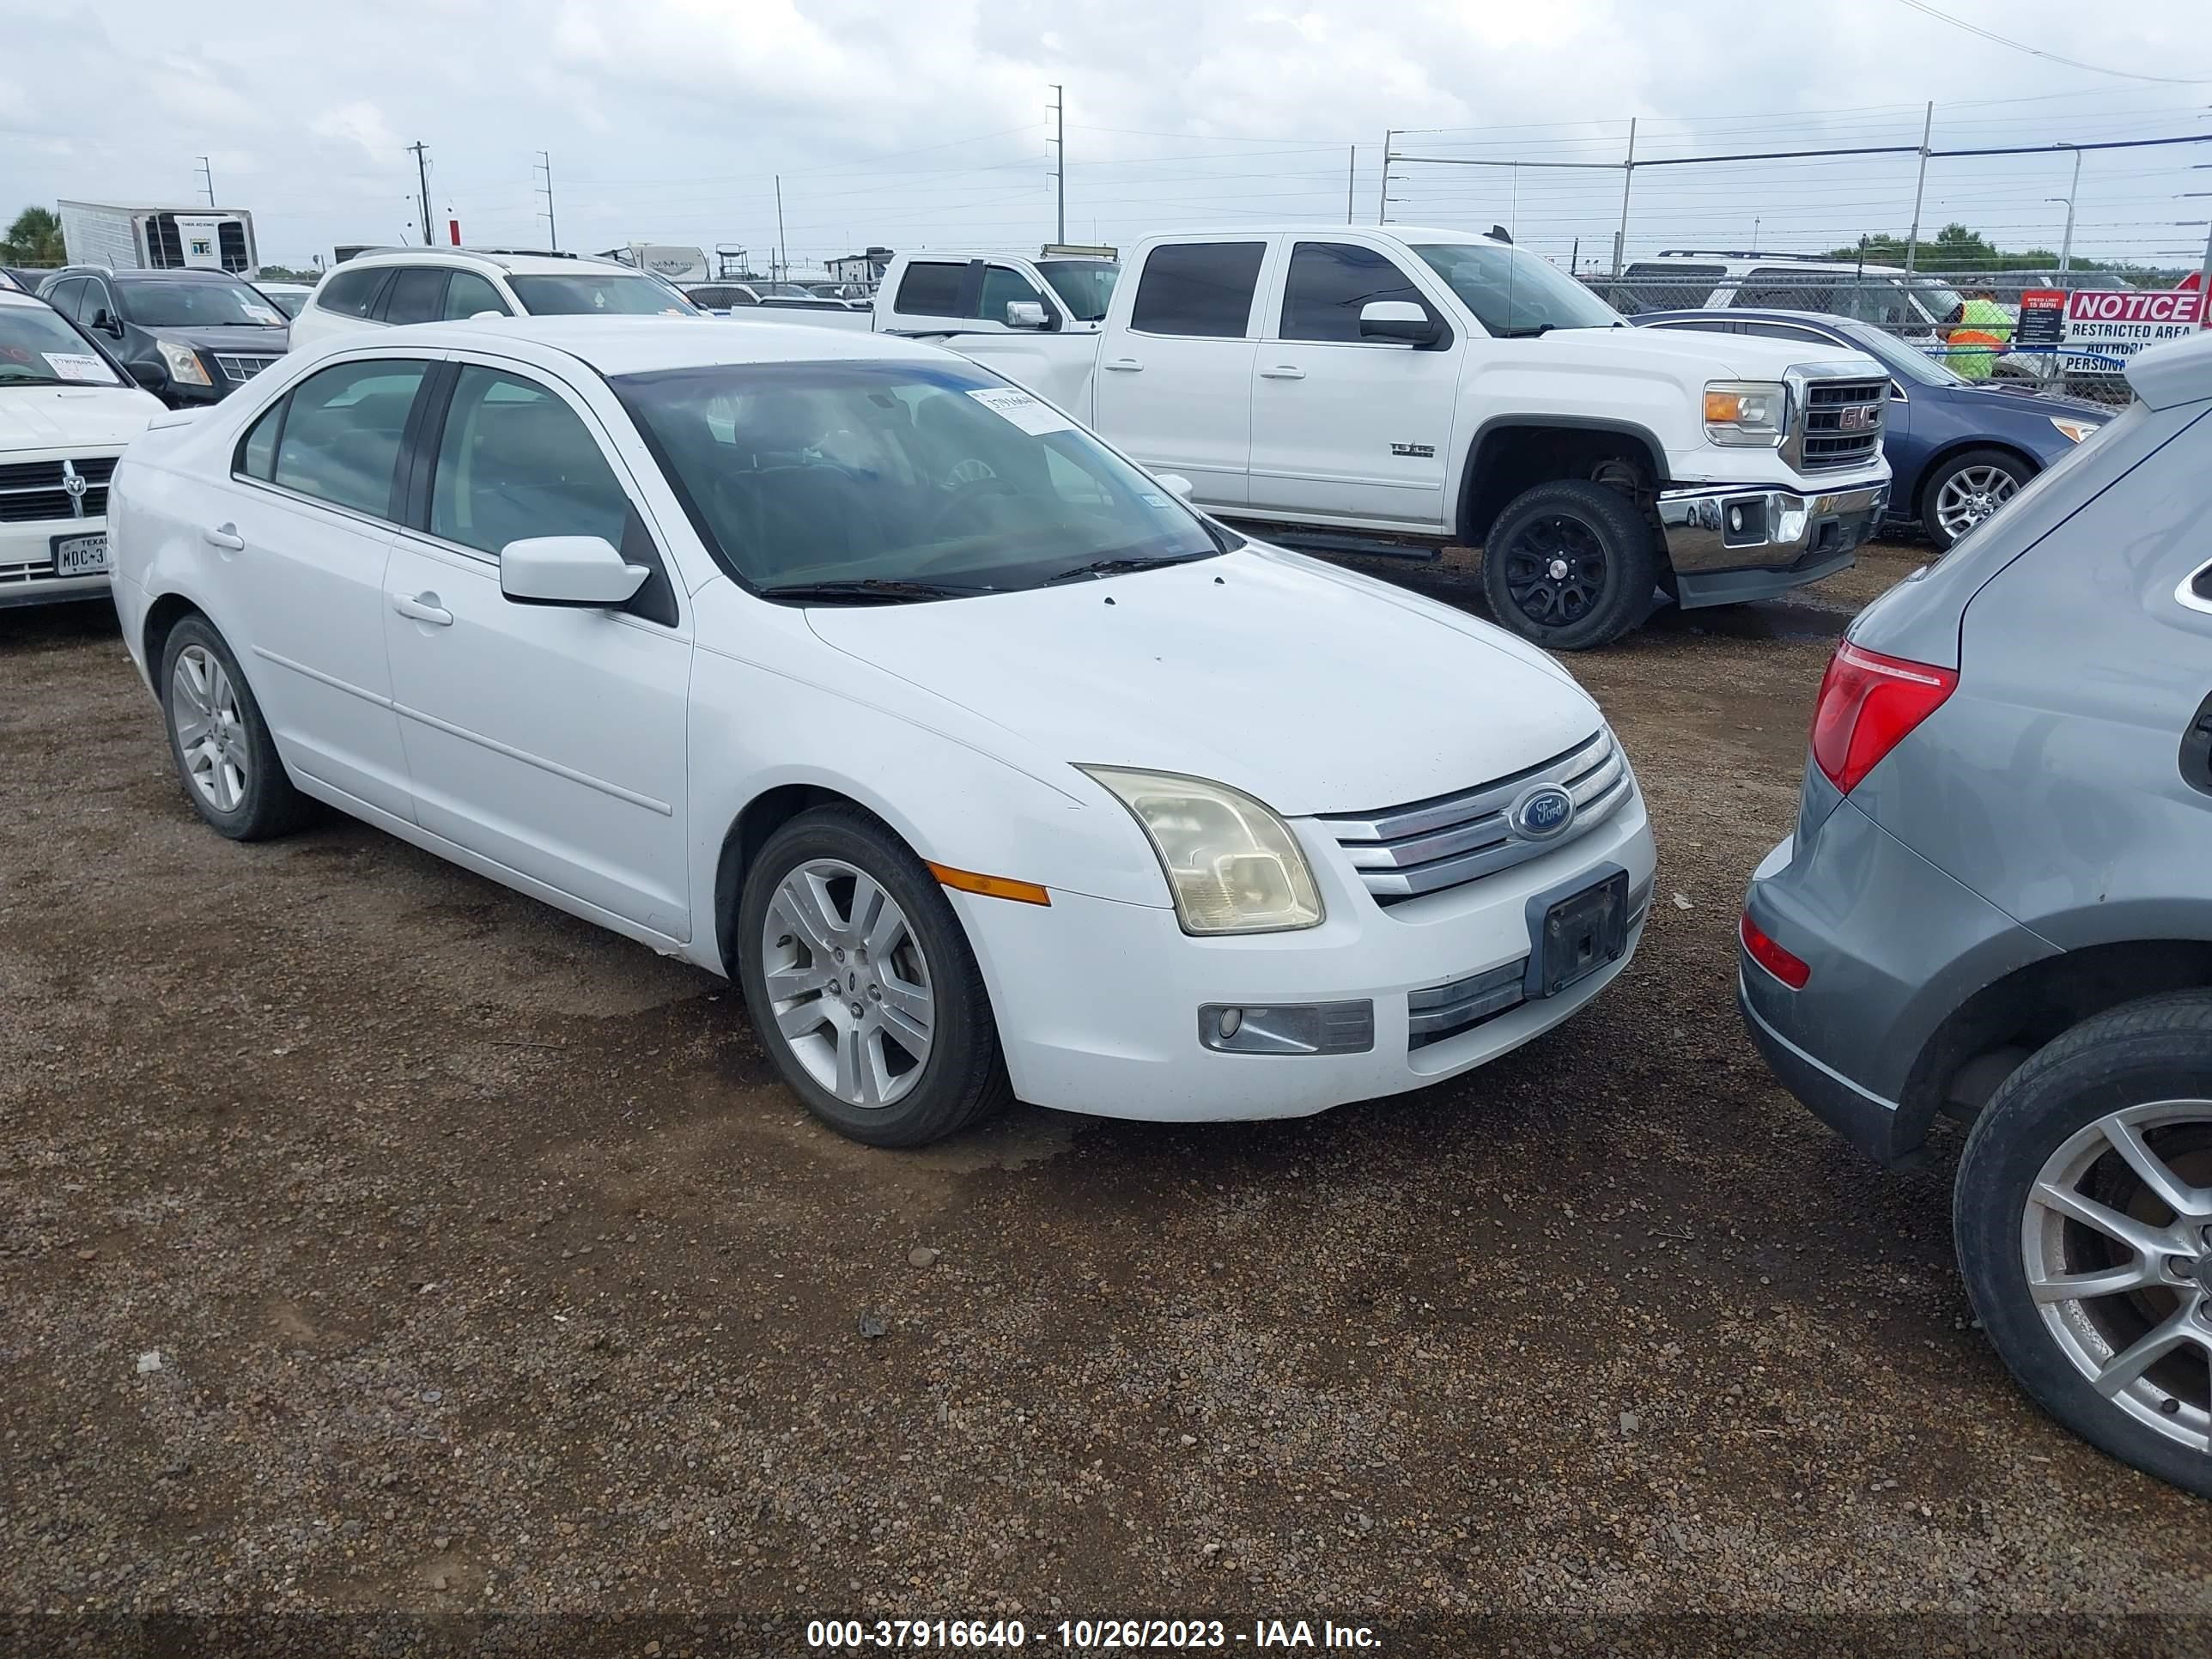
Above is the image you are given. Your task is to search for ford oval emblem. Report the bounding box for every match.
[1512,783,1576,841]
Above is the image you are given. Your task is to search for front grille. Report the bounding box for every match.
[0,456,116,524]
[1797,377,1886,472]
[1317,728,1632,906]
[212,353,279,384]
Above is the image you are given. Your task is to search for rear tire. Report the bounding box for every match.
[158,614,313,842]
[736,805,1013,1148]
[1920,447,2032,551]
[1954,991,2212,1500]
[1480,479,1658,650]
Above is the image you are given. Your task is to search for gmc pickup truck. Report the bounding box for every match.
[869,228,1892,648]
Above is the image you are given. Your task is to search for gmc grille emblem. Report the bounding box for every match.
[1838,405,1877,432]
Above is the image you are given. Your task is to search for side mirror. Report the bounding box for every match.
[499,536,649,608]
[126,359,167,392]
[1157,473,1194,501]
[1004,300,1050,330]
[1359,300,1438,346]
[92,308,123,337]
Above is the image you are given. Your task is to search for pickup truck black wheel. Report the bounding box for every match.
[1482,479,1657,650]
[1954,991,2212,1500]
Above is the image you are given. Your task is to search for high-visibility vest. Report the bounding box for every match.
[1948,298,2014,380]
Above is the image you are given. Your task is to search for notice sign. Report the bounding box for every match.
[2058,287,2204,374]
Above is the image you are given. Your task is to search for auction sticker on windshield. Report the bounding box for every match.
[41,352,116,384]
[966,386,1075,436]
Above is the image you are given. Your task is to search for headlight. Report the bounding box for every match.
[1078,766,1323,935]
[156,340,210,387]
[2049,416,2098,445]
[1704,380,1786,447]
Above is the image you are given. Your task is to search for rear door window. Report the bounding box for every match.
[381,266,449,326]
[893,262,966,317]
[1129,241,1266,338]
[270,358,430,519]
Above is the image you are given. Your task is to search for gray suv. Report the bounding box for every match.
[1738,331,2212,1499]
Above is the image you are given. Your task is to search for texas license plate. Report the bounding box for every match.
[1531,871,1629,998]
[52,533,108,577]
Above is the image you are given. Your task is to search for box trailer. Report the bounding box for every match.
[58,202,259,277]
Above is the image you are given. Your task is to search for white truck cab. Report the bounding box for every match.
[889,227,1893,648]
[873,248,1121,338]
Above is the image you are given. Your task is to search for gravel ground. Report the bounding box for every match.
[3,544,2208,1658]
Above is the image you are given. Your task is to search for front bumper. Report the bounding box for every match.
[1658,481,1887,609]
[953,794,1656,1121]
[0,521,114,611]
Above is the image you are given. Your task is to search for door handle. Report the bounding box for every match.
[1103,357,1144,372]
[202,523,245,551]
[392,592,453,627]
[1258,365,1305,380]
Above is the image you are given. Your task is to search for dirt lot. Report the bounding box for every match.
[3,544,2208,1657]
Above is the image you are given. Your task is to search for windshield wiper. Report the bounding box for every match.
[757,578,994,605]
[1042,553,1210,585]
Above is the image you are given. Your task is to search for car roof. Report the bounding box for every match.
[340,314,959,374]
[0,288,55,310]
[341,249,635,276]
[2124,329,2212,410]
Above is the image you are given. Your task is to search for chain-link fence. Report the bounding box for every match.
[1583,265,2150,406]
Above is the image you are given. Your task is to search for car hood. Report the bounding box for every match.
[152,325,290,355]
[1538,324,1882,383]
[1953,380,2112,422]
[0,383,165,449]
[804,544,1602,817]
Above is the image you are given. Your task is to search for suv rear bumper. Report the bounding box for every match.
[1660,482,1887,609]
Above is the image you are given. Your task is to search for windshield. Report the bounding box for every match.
[1039,259,1120,322]
[615,360,1223,599]
[1410,242,1620,337]
[755,283,813,299]
[0,305,122,386]
[1831,318,1964,387]
[262,289,309,319]
[1907,277,1965,326]
[506,274,701,317]
[119,278,286,328]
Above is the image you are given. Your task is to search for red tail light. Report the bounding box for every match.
[1741,911,1810,989]
[1809,641,1958,795]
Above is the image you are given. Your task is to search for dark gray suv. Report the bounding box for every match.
[1739,331,2212,1499]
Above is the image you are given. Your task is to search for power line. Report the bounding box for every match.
[1891,0,2211,84]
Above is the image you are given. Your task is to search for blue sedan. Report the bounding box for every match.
[1633,308,2112,550]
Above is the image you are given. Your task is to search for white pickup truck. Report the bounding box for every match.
[868,228,1892,648]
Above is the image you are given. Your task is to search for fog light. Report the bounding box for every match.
[1727,506,1743,532]
[1198,1001,1374,1055]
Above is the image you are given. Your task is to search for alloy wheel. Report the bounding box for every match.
[170,644,251,814]
[1935,465,2020,542]
[2021,1099,2212,1454]
[759,858,935,1109]
[1501,514,1608,628]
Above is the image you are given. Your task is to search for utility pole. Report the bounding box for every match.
[194,156,216,208]
[775,173,787,283]
[407,142,433,246]
[1611,118,1636,277]
[1346,145,1356,224]
[1049,85,1066,245]
[2055,146,2081,276]
[1377,131,1391,224]
[535,150,558,251]
[1904,101,1933,274]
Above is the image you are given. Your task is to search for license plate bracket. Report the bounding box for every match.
[51,532,109,578]
[1523,866,1630,1000]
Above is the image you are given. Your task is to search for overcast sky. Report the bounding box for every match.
[5,0,2212,275]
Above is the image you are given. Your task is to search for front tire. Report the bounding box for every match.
[1954,992,2212,1500]
[1480,479,1658,650]
[158,615,312,841]
[736,805,1013,1148]
[1921,447,2032,551]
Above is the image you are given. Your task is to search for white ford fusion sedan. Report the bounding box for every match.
[106,318,1656,1146]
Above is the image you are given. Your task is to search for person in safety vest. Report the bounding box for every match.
[1946,288,2014,382]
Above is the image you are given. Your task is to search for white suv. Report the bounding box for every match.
[287,250,701,352]
[1607,252,1963,347]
